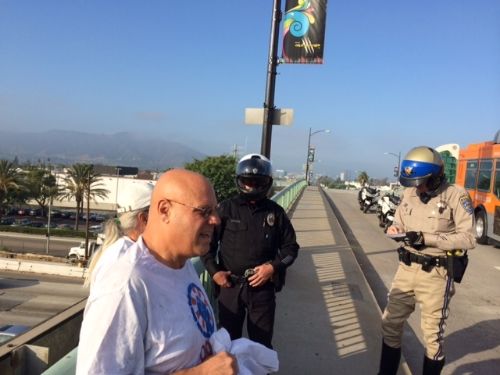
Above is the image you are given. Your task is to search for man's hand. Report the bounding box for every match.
[213,271,232,288]
[248,263,274,287]
[386,225,402,235]
[174,351,237,375]
[404,231,425,250]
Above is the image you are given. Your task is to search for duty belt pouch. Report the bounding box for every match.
[447,252,469,283]
[397,248,411,266]
[420,256,433,273]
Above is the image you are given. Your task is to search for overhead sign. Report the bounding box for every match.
[245,108,294,126]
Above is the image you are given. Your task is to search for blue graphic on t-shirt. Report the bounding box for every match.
[187,283,215,338]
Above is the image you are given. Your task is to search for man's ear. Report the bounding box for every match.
[157,199,171,223]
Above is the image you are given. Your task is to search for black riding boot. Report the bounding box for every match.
[378,341,401,375]
[423,356,445,375]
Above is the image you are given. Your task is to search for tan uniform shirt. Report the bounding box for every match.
[393,183,476,257]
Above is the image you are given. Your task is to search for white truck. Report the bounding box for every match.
[67,234,104,263]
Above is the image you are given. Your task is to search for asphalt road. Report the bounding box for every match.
[326,188,500,375]
[0,233,82,258]
[0,270,88,328]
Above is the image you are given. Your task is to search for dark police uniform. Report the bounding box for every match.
[201,195,299,348]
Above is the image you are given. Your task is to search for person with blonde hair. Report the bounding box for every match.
[84,180,154,289]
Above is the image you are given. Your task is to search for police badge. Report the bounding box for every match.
[266,212,275,226]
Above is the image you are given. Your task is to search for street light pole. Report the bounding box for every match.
[46,161,52,254]
[305,128,330,185]
[115,167,121,211]
[305,127,312,185]
[384,151,401,185]
[260,0,282,158]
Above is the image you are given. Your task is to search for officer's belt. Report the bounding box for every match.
[398,248,447,269]
[229,274,247,284]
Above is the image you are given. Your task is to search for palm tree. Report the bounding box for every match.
[357,171,369,185]
[0,159,21,213]
[60,164,109,230]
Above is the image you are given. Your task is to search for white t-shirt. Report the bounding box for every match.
[76,237,216,375]
[91,236,135,289]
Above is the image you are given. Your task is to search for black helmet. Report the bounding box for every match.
[399,146,444,189]
[236,154,273,200]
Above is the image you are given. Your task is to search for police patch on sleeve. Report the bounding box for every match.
[459,194,474,215]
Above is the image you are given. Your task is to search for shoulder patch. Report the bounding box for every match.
[459,194,474,215]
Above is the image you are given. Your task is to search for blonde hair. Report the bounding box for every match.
[84,209,146,288]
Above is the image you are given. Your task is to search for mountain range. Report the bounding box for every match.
[0,130,206,170]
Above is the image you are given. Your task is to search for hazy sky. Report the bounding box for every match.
[1,1,499,180]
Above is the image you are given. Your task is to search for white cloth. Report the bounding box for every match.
[76,236,217,375]
[90,236,135,289]
[209,328,279,375]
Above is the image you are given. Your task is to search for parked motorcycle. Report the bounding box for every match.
[376,193,401,231]
[360,186,380,213]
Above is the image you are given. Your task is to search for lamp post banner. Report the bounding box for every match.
[282,0,328,64]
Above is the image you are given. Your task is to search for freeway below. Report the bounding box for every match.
[326,188,500,375]
[0,270,88,328]
[0,232,82,258]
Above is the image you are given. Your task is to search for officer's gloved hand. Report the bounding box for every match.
[404,231,425,250]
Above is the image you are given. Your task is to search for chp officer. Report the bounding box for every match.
[201,153,299,348]
[378,146,476,375]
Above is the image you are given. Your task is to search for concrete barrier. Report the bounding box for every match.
[0,259,86,278]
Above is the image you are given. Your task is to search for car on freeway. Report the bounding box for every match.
[11,218,32,227]
[28,208,42,217]
[0,217,15,225]
[67,239,102,262]
[49,209,62,218]
[89,224,103,234]
[56,223,73,230]
[0,324,30,345]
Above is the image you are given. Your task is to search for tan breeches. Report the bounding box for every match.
[381,262,455,360]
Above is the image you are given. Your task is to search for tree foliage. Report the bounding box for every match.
[23,167,58,216]
[184,155,238,202]
[357,171,369,185]
[0,160,22,213]
[60,164,109,230]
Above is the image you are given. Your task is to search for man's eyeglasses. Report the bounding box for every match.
[167,199,216,219]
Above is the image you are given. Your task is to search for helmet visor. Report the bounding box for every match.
[399,159,442,188]
[237,176,272,193]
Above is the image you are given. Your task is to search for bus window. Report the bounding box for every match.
[477,159,493,192]
[464,160,478,189]
[495,160,500,199]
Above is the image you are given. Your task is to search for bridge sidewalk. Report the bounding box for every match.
[273,186,409,374]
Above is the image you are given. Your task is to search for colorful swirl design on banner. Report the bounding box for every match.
[283,0,316,39]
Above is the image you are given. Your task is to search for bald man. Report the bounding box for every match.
[77,169,237,375]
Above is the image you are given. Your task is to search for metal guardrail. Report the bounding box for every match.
[3,179,307,374]
[271,179,307,212]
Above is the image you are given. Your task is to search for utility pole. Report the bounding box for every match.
[45,161,52,254]
[260,0,282,159]
[84,169,91,260]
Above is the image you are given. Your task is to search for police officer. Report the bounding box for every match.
[201,153,299,348]
[378,146,476,375]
